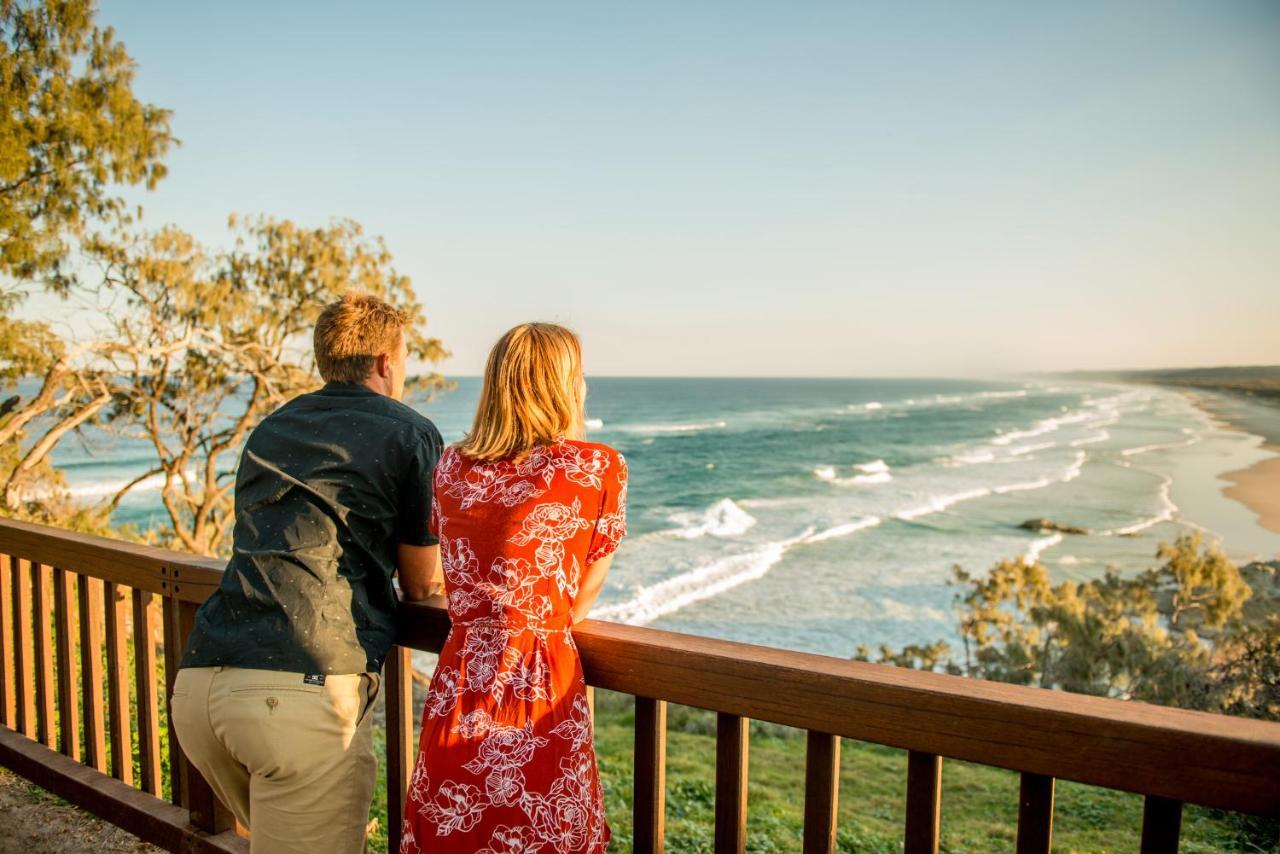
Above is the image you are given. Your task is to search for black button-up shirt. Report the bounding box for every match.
[179,383,442,674]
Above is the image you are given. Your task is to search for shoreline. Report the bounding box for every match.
[1182,390,1280,536]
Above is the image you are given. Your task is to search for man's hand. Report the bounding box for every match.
[397,543,442,601]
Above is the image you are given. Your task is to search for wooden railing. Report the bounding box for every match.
[1,516,1278,853]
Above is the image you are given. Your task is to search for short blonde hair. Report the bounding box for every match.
[458,323,585,462]
[313,293,408,384]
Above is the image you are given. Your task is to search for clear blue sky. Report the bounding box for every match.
[91,1,1280,376]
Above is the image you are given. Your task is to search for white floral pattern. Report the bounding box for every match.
[402,440,625,853]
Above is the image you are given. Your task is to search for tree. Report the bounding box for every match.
[89,216,450,555]
[1,0,174,525]
[859,534,1272,716]
[1,0,174,289]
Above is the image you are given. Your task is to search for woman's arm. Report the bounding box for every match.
[571,554,615,624]
[397,543,442,601]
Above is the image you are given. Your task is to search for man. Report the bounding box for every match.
[171,293,443,853]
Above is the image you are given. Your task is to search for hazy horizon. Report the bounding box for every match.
[409,366,1280,381]
[25,1,1280,378]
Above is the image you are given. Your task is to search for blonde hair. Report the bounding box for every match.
[458,323,585,462]
[313,293,408,384]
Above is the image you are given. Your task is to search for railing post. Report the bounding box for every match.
[77,574,107,773]
[1016,772,1055,853]
[634,696,667,854]
[136,589,163,796]
[13,558,34,739]
[53,568,80,760]
[385,644,414,852]
[714,712,748,854]
[33,562,55,749]
[104,581,134,784]
[803,731,840,854]
[168,591,235,833]
[904,751,942,854]
[0,554,14,729]
[161,591,182,805]
[1141,795,1182,854]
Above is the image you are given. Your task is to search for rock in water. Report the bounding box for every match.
[1019,518,1089,535]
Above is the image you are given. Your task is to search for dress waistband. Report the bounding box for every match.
[450,613,573,632]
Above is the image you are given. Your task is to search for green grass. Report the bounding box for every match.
[367,690,1274,854]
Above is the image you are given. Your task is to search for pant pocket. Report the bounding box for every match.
[357,672,380,727]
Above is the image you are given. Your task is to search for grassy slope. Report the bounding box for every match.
[367,690,1263,853]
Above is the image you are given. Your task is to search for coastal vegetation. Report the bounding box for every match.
[854,535,1278,722]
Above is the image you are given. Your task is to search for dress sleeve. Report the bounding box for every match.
[586,450,628,564]
[396,425,444,546]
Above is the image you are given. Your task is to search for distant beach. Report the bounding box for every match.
[1182,390,1280,535]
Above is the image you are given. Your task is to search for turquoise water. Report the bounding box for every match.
[43,377,1280,657]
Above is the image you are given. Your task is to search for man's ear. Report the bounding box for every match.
[376,351,393,378]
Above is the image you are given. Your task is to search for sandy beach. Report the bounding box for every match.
[1184,391,1280,535]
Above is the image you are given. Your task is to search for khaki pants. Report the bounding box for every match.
[171,666,380,854]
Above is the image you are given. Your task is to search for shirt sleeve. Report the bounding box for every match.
[586,450,628,564]
[396,424,444,546]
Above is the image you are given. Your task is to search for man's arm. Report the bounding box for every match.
[397,543,442,601]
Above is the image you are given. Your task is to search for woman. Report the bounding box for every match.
[401,323,625,853]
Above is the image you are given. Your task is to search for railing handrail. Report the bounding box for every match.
[2,515,1278,819]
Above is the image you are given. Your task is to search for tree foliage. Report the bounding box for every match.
[86,216,449,555]
[856,534,1278,722]
[1,0,174,290]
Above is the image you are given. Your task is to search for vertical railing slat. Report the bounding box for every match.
[77,574,107,772]
[135,588,162,795]
[104,582,134,784]
[160,592,186,807]
[53,567,80,760]
[1016,772,1055,853]
[0,554,14,729]
[633,696,668,854]
[385,644,414,853]
[904,751,942,854]
[33,562,55,748]
[803,731,840,854]
[14,558,34,739]
[1140,796,1183,854]
[714,712,749,854]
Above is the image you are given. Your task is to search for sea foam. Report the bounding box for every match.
[666,498,757,539]
[815,459,892,486]
[1100,475,1178,536]
[895,488,992,520]
[593,528,815,625]
[1023,532,1063,563]
[805,516,883,543]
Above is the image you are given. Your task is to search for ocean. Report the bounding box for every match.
[44,377,1280,659]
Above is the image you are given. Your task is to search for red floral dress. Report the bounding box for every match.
[401,439,627,854]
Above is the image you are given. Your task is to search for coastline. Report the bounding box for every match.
[1182,390,1280,536]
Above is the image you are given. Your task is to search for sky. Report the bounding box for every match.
[66,1,1280,377]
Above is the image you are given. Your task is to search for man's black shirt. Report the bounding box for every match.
[180,383,442,674]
